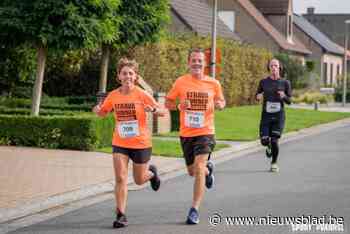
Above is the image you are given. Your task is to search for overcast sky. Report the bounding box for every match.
[294,0,350,14]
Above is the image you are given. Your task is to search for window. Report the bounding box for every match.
[288,15,292,37]
[337,64,341,85]
[323,62,328,85]
[218,11,235,32]
[330,63,334,85]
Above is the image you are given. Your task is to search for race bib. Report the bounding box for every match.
[117,120,140,138]
[266,102,281,113]
[185,111,205,128]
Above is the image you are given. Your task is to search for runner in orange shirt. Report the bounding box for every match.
[165,48,226,224]
[93,58,164,229]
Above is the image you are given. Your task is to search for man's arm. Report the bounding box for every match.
[281,80,292,105]
[256,80,263,101]
[214,81,226,110]
[165,98,177,110]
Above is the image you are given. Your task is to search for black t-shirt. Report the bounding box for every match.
[256,77,292,113]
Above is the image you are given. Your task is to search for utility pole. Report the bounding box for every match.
[210,0,218,78]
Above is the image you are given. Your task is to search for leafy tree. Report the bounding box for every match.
[0,44,36,97]
[98,0,170,93]
[0,0,120,115]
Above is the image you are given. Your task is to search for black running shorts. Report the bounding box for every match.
[112,146,151,164]
[259,112,285,138]
[180,135,216,166]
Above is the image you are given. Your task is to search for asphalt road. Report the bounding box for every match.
[6,124,350,234]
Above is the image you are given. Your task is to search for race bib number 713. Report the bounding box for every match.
[185,111,205,128]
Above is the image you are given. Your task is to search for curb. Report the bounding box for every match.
[1,118,350,225]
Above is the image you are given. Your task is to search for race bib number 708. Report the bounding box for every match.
[117,120,140,138]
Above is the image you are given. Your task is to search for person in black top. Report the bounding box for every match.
[256,58,292,172]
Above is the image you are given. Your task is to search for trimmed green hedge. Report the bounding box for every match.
[334,90,350,102]
[0,98,92,111]
[0,114,114,150]
[0,107,78,116]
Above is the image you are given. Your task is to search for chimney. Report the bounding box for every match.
[307,7,315,15]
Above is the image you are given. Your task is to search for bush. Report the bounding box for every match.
[0,114,114,150]
[0,97,92,111]
[334,88,350,102]
[293,91,334,104]
[0,98,31,108]
[0,107,77,116]
[43,49,118,97]
[305,60,315,72]
[66,96,96,105]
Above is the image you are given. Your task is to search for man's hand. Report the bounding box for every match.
[153,108,166,117]
[144,104,154,112]
[165,99,177,110]
[144,105,166,117]
[214,99,225,110]
[277,91,286,99]
[92,104,101,114]
[256,93,263,101]
[92,104,107,117]
[178,99,191,111]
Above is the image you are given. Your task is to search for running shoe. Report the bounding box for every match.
[113,211,128,228]
[205,161,215,189]
[186,207,199,224]
[270,163,279,173]
[149,164,161,191]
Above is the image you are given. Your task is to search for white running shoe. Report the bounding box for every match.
[270,163,279,173]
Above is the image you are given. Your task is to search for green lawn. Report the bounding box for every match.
[162,106,350,141]
[97,139,229,158]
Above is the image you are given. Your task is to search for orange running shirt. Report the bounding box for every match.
[100,86,157,149]
[166,74,225,137]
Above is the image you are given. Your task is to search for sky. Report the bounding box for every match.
[294,0,350,14]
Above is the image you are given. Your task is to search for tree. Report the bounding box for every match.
[0,44,36,97]
[98,0,170,93]
[0,0,120,115]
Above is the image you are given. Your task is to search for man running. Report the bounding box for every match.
[165,48,225,224]
[256,58,292,173]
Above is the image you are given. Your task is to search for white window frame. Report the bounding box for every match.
[218,11,235,32]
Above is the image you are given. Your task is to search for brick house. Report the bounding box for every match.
[213,0,311,62]
[293,14,345,86]
[169,0,311,61]
[303,7,350,75]
[169,0,241,41]
[303,7,350,49]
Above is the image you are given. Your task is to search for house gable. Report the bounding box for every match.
[170,0,240,40]
[219,0,310,55]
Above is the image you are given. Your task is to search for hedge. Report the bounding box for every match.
[0,114,114,150]
[0,98,92,111]
[334,90,350,102]
[0,107,78,116]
